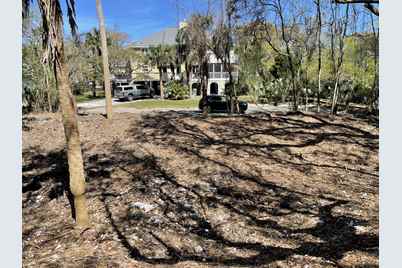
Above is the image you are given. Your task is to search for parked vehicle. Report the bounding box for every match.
[115,84,154,101]
[112,81,129,97]
[198,95,248,114]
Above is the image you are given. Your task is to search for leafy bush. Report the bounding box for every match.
[165,81,189,100]
[258,78,288,104]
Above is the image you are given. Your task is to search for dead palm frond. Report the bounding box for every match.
[22,0,79,67]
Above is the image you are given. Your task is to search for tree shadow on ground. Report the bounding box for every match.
[91,147,377,266]
[22,110,378,267]
[89,110,378,266]
[23,148,77,218]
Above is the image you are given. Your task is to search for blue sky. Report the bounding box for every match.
[59,0,213,42]
[28,0,376,42]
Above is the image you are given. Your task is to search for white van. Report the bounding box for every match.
[115,84,154,101]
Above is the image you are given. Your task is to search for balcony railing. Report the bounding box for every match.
[209,72,238,80]
[190,72,238,81]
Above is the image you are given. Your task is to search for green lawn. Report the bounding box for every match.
[238,95,257,103]
[75,91,105,103]
[117,97,201,110]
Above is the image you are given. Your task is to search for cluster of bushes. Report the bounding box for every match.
[165,81,189,100]
[257,78,288,105]
[237,75,376,109]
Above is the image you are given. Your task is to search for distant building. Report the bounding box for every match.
[129,21,238,96]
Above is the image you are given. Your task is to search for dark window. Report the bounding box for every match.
[210,82,219,95]
[208,63,213,72]
[214,63,222,73]
[136,85,146,90]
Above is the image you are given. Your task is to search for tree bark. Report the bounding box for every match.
[159,68,164,99]
[331,74,340,114]
[202,61,209,116]
[315,0,322,112]
[96,0,113,119]
[330,3,349,115]
[185,61,190,88]
[55,48,89,228]
[333,0,379,16]
[170,63,176,80]
[369,12,379,113]
[92,80,97,98]
[43,64,53,112]
[277,0,298,111]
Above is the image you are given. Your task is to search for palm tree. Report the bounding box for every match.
[166,46,178,80]
[95,0,113,119]
[186,14,213,116]
[147,45,169,99]
[23,0,90,227]
[176,28,192,89]
[84,28,101,97]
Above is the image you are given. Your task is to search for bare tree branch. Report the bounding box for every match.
[364,3,379,16]
[333,0,379,16]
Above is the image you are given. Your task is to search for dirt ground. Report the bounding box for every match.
[22,110,379,267]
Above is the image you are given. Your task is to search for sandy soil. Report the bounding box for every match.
[22,110,378,267]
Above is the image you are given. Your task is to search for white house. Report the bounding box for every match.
[129,21,239,97]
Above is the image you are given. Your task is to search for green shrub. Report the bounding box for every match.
[165,81,189,100]
[256,78,288,105]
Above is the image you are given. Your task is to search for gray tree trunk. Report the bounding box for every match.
[96,0,113,119]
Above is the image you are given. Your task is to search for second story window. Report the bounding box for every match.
[208,63,213,73]
[214,63,222,73]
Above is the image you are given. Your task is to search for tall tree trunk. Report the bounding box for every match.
[202,61,209,116]
[43,64,53,112]
[185,61,190,88]
[315,0,322,112]
[186,62,191,96]
[277,0,298,111]
[159,68,164,99]
[330,3,349,115]
[170,64,175,80]
[96,0,113,119]
[331,74,340,114]
[55,45,89,228]
[92,80,96,98]
[369,12,379,113]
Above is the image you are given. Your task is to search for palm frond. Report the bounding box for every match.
[38,0,64,66]
[22,0,32,20]
[65,0,80,44]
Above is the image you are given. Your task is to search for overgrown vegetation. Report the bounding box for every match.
[165,80,189,100]
[234,0,378,114]
[22,7,135,114]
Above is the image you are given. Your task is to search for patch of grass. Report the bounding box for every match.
[117,97,201,110]
[238,95,256,103]
[75,91,105,103]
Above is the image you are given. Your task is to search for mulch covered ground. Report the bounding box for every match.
[22,110,378,267]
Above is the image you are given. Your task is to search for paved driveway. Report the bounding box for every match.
[77,98,135,109]
[77,98,311,115]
